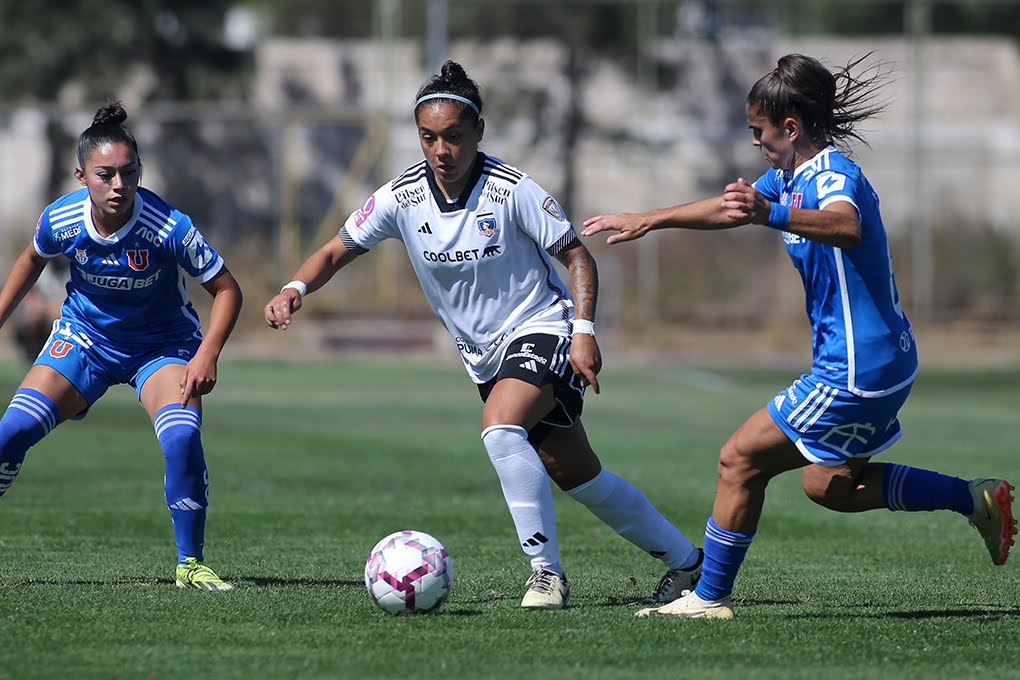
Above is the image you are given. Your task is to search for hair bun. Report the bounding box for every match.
[440,60,466,83]
[93,102,128,126]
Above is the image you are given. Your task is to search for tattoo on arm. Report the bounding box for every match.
[556,239,598,321]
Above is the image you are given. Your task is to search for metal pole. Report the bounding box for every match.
[908,0,933,319]
[426,0,449,73]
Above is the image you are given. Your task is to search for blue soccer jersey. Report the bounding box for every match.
[753,146,918,397]
[33,187,224,348]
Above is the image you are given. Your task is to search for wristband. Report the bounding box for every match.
[767,202,790,229]
[281,280,307,299]
[572,319,595,337]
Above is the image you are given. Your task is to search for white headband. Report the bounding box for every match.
[414,93,480,116]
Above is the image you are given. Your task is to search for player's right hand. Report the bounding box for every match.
[264,290,302,330]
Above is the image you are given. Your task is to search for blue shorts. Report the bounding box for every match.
[766,374,912,467]
[34,319,201,411]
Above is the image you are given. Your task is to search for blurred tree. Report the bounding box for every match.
[769,0,1020,37]
[242,0,375,37]
[0,0,249,102]
[244,0,640,54]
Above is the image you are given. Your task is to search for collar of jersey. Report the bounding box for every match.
[790,145,838,180]
[82,191,145,245]
[425,152,487,213]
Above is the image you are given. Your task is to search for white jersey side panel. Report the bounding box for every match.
[340,154,577,382]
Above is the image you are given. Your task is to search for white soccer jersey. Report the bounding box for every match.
[339,153,578,382]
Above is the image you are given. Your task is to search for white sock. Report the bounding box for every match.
[482,424,561,572]
[566,468,698,570]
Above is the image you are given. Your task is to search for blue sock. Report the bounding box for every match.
[0,389,59,496]
[694,517,756,601]
[154,405,208,563]
[882,463,973,515]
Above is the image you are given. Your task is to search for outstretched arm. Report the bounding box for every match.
[264,237,361,331]
[581,195,743,244]
[554,239,601,394]
[0,244,51,330]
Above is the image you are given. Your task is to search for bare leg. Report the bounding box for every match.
[711,407,806,533]
[801,458,888,512]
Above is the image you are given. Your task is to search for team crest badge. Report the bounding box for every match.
[126,249,149,271]
[477,214,498,237]
[74,248,88,265]
[541,195,564,220]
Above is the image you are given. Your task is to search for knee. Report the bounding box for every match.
[717,438,760,489]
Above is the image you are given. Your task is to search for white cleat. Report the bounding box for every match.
[521,568,569,609]
[968,478,1017,566]
[635,590,733,619]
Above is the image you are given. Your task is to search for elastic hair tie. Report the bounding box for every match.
[414,93,480,115]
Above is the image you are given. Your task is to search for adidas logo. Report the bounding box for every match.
[418,222,433,235]
[101,254,119,266]
[169,497,206,511]
[519,359,538,373]
[522,532,549,548]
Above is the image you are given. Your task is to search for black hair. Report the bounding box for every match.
[75,101,140,167]
[413,60,483,123]
[746,53,892,152]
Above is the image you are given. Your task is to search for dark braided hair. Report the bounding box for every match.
[76,102,140,166]
[414,60,483,123]
[746,53,892,153]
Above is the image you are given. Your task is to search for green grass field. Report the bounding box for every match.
[0,357,1018,679]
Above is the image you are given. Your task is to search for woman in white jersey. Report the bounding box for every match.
[584,54,1015,619]
[265,60,703,609]
[0,103,242,590]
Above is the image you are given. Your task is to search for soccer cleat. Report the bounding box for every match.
[968,478,1017,566]
[175,557,235,591]
[635,590,734,620]
[521,568,569,609]
[638,549,703,605]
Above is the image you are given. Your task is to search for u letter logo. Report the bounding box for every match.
[127,249,149,271]
[49,340,73,358]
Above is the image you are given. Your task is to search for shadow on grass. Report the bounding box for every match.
[786,607,1020,619]
[239,576,362,587]
[432,608,483,617]
[0,579,165,587]
[1,577,364,588]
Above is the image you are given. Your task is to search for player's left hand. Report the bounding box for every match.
[721,177,768,224]
[265,290,303,330]
[581,213,650,244]
[180,353,218,406]
[569,334,602,394]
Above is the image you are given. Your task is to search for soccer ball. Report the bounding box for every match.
[364,530,454,615]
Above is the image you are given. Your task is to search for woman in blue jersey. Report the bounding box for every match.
[0,103,242,590]
[265,60,704,610]
[583,53,1016,619]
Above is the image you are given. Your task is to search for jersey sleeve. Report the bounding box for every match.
[32,211,62,259]
[752,169,782,202]
[813,169,860,214]
[338,186,400,254]
[512,177,577,255]
[168,215,225,283]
